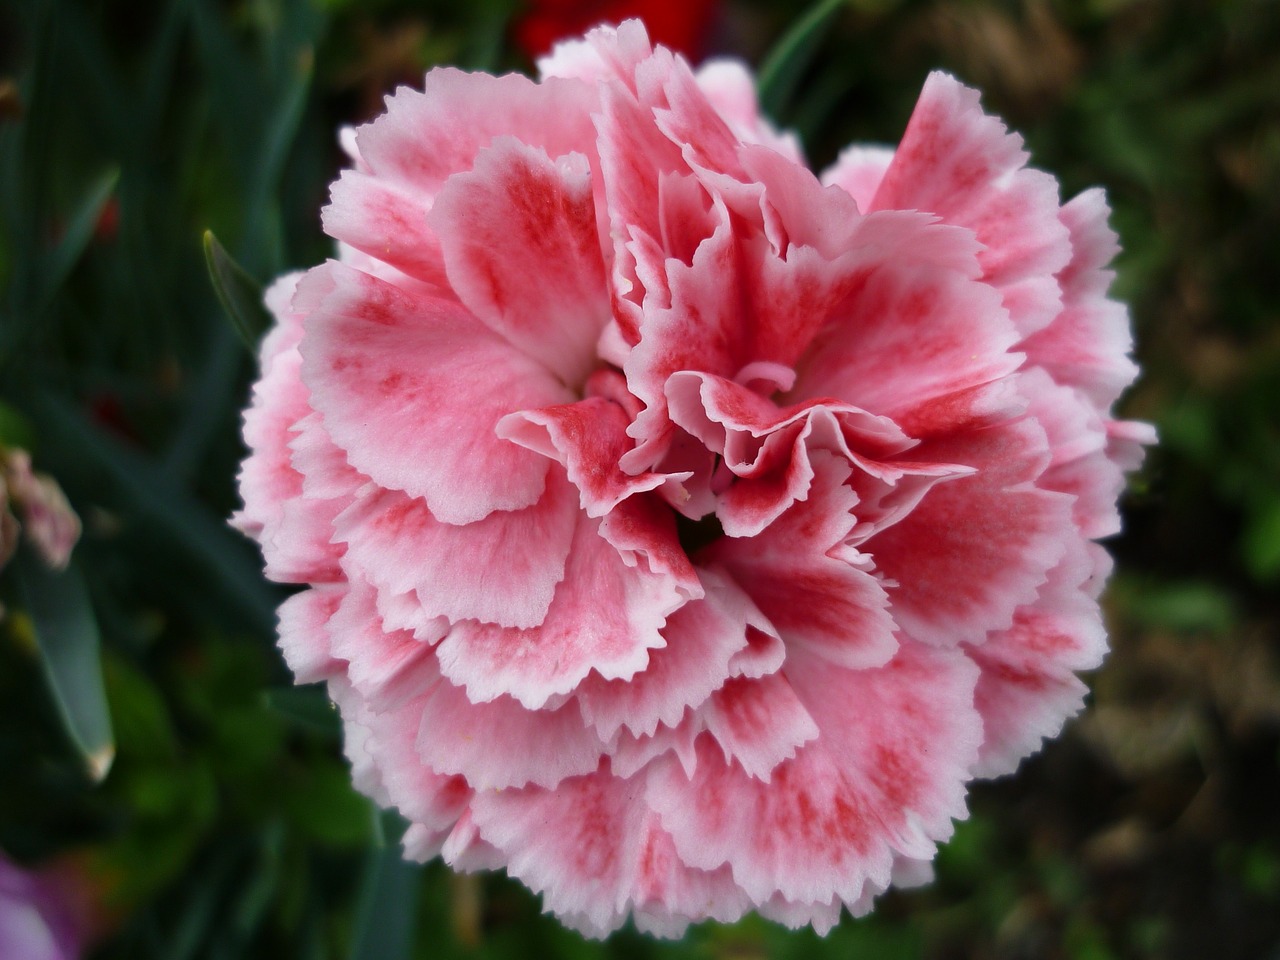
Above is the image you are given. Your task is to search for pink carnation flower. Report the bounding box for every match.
[235,21,1152,936]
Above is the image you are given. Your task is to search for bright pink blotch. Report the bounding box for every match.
[234,21,1152,936]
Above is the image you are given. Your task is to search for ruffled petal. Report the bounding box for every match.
[498,397,671,518]
[649,641,981,907]
[967,538,1109,778]
[1020,367,1127,539]
[334,470,577,631]
[821,144,895,213]
[328,680,470,857]
[575,566,772,739]
[430,137,608,386]
[791,262,1023,440]
[434,515,683,708]
[707,452,898,669]
[702,672,819,782]
[1018,189,1142,411]
[470,765,749,938]
[416,678,607,791]
[327,583,438,712]
[868,72,1073,337]
[275,585,344,684]
[323,170,451,290]
[353,68,598,199]
[871,417,1076,647]
[299,261,572,524]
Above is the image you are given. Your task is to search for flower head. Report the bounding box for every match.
[0,853,89,960]
[235,21,1151,936]
[0,449,81,574]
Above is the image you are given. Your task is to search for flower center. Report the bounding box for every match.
[674,509,725,557]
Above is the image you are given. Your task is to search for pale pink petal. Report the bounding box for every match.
[322,170,451,290]
[261,494,347,586]
[737,144,864,258]
[354,68,598,199]
[871,418,1076,647]
[367,581,449,645]
[275,586,344,684]
[334,469,577,630]
[1019,189,1142,411]
[596,69,697,346]
[628,814,753,936]
[234,273,348,583]
[429,138,608,386]
[234,272,307,539]
[791,262,1023,440]
[327,584,438,712]
[536,20,654,88]
[434,515,683,708]
[416,679,606,791]
[576,566,771,739]
[706,452,898,670]
[758,893,844,934]
[298,261,573,523]
[498,398,671,517]
[1107,419,1157,473]
[440,810,506,872]
[328,680,470,853]
[288,412,364,501]
[596,491,702,597]
[821,144,895,213]
[470,766,749,938]
[868,72,1072,337]
[649,641,981,906]
[702,673,819,781]
[611,719,700,780]
[967,647,1089,780]
[966,538,1110,777]
[695,60,804,164]
[1020,367,1126,539]
[646,47,744,181]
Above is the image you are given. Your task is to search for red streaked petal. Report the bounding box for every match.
[434,515,683,708]
[299,261,571,524]
[430,138,608,386]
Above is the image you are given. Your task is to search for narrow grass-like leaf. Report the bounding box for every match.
[24,391,279,634]
[757,0,849,119]
[204,230,271,351]
[350,813,418,960]
[34,166,119,316]
[13,551,115,781]
[0,399,35,449]
[263,685,342,739]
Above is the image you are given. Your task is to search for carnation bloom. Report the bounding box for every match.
[0,853,88,960]
[235,21,1152,936]
[0,448,81,573]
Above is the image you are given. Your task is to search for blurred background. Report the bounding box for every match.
[0,0,1277,957]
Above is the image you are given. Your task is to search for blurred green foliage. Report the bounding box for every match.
[0,0,1277,958]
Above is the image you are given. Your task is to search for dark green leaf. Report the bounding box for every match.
[757,0,849,119]
[13,551,114,781]
[204,230,271,352]
[349,813,419,960]
[263,685,342,738]
[23,391,279,635]
[0,399,36,450]
[35,166,119,316]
